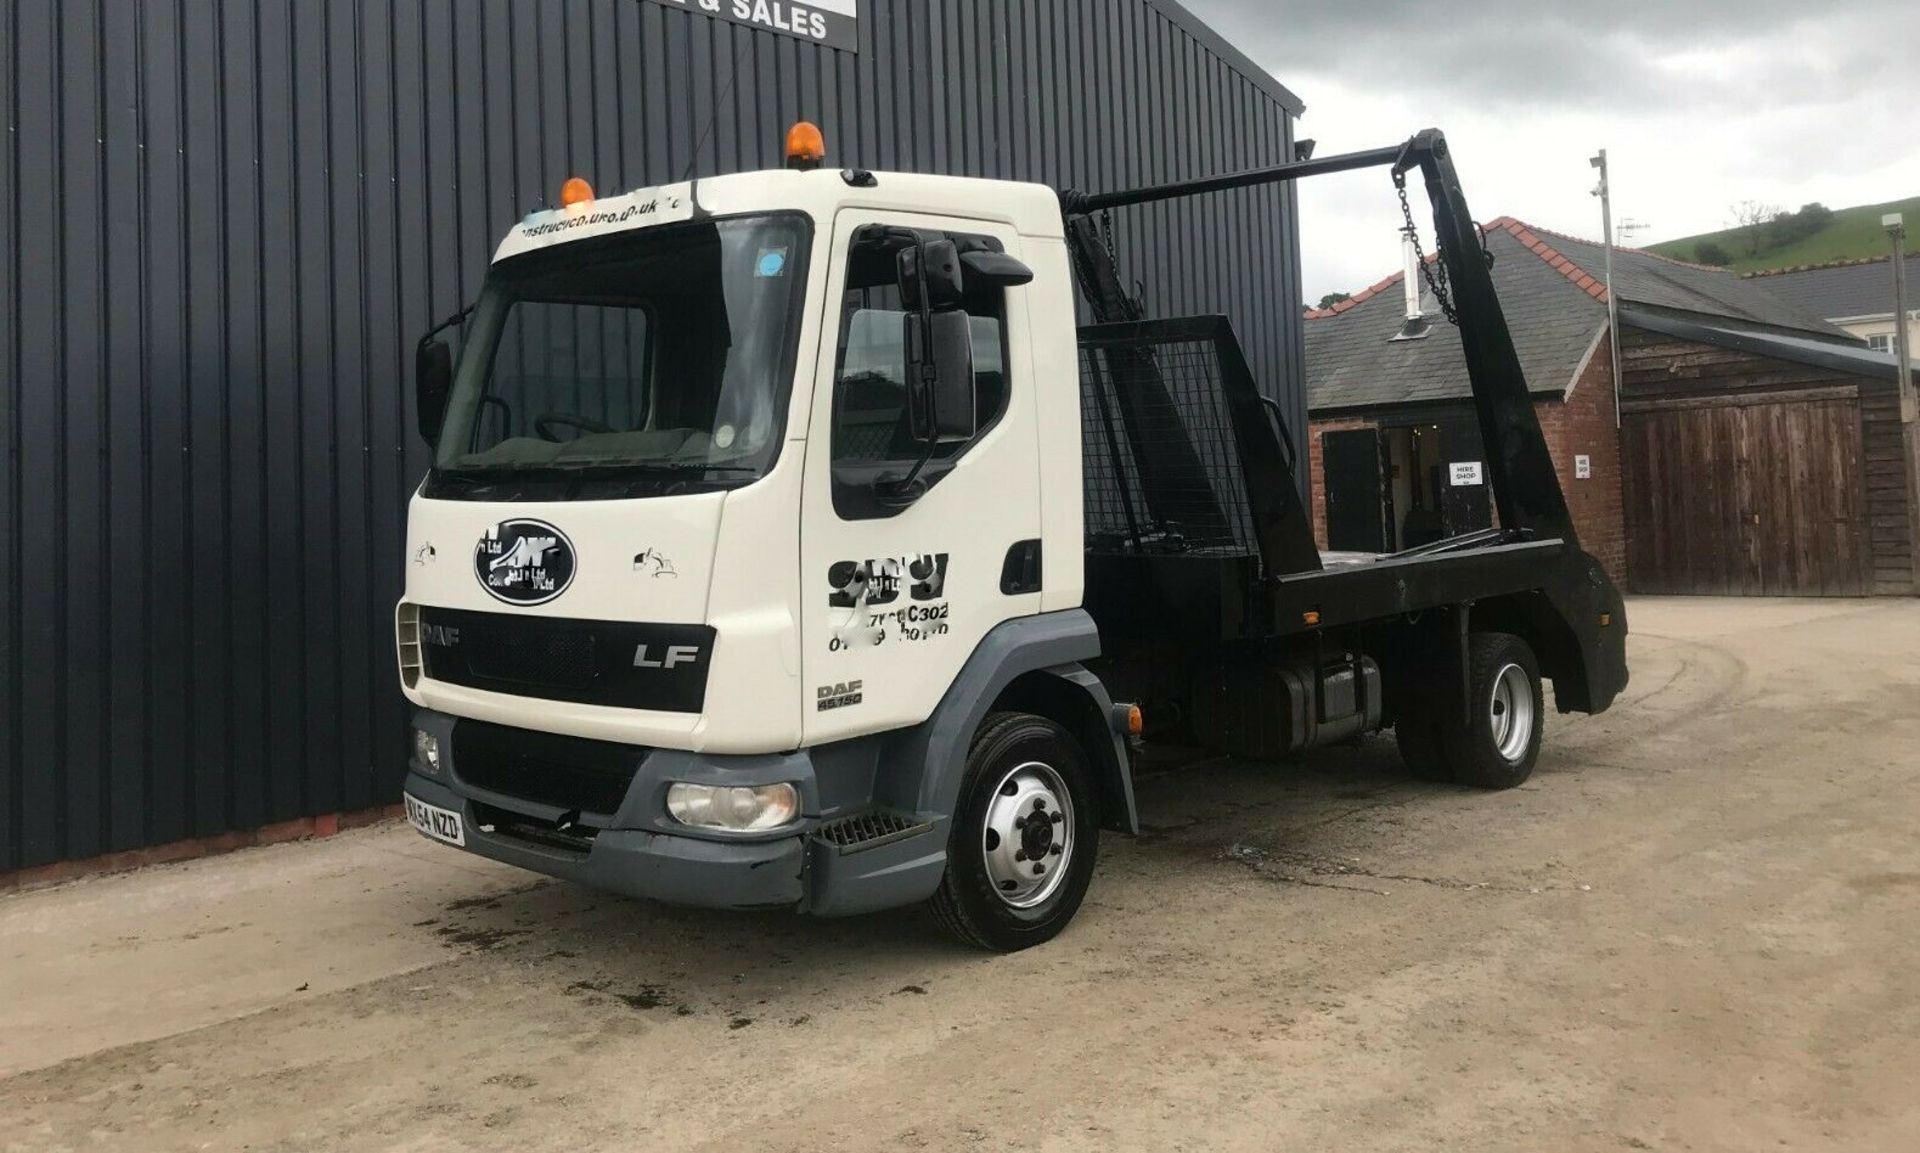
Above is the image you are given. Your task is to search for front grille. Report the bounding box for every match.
[451,720,645,815]
[419,606,714,713]
[813,810,931,854]
[466,626,595,687]
[396,603,423,689]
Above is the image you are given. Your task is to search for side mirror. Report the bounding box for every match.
[959,249,1034,288]
[415,336,453,444]
[897,239,964,310]
[904,310,976,444]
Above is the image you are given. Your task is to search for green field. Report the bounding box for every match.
[1650,196,1920,273]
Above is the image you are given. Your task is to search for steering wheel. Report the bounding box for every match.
[534,412,615,442]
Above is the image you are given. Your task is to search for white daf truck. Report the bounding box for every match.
[397,126,1628,950]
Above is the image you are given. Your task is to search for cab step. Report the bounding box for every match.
[813,810,932,855]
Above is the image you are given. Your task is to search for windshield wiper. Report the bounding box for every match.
[438,461,756,479]
[616,462,761,476]
[428,460,761,501]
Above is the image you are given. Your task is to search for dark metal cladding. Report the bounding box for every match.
[1,0,1306,870]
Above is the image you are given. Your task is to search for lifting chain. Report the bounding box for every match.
[1394,169,1459,326]
[1099,209,1146,322]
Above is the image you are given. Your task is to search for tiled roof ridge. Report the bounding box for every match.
[1305,214,1754,321]
[1484,217,1610,304]
[1501,217,1733,274]
[1303,268,1408,320]
[1742,254,1900,278]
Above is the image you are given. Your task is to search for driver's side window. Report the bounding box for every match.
[469,301,651,450]
[830,227,1008,471]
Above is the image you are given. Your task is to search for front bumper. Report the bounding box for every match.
[403,709,948,916]
[403,771,809,909]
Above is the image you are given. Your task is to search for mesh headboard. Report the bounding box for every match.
[1078,319,1262,559]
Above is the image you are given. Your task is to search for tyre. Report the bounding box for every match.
[1437,632,1544,790]
[929,712,1100,952]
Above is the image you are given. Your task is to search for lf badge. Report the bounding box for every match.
[475,519,577,606]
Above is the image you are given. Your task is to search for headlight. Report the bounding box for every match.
[411,728,442,775]
[665,782,800,832]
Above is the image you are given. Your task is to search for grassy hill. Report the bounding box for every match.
[1650,196,1920,273]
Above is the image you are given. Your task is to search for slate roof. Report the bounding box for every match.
[1306,218,1853,414]
[1742,255,1920,322]
[1306,228,1605,413]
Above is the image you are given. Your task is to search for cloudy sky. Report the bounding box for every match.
[1181,0,1920,300]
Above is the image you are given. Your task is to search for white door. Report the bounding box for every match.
[799,209,1043,745]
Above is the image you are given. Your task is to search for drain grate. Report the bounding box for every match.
[813,810,931,854]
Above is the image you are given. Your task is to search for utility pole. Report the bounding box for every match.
[1888,214,1913,420]
[1890,213,1918,595]
[1592,150,1623,428]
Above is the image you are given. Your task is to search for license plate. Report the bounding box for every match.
[405,793,466,847]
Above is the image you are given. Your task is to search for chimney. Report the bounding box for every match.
[1392,227,1432,341]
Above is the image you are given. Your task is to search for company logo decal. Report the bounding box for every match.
[827,553,950,652]
[634,643,702,669]
[632,548,679,579]
[817,680,864,711]
[475,520,577,606]
[827,554,947,607]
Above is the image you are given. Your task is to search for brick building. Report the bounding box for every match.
[1303,219,1880,593]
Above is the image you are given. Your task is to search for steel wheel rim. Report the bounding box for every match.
[1489,663,1535,763]
[981,760,1074,909]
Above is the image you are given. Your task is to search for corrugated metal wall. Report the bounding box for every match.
[0,0,1303,871]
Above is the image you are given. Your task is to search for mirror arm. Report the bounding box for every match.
[880,368,942,503]
[415,303,475,360]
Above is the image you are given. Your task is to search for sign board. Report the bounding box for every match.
[644,0,859,53]
[1575,454,1592,480]
[1449,461,1484,487]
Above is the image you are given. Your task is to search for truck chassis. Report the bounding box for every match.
[397,129,1628,952]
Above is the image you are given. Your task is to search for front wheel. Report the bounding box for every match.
[929,713,1100,952]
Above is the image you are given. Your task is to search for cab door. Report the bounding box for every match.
[799,210,1042,746]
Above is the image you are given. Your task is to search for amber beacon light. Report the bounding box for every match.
[559,176,595,208]
[785,121,826,170]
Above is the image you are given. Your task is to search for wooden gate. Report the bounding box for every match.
[1622,392,1870,596]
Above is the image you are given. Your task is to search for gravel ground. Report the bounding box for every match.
[3,596,1918,1152]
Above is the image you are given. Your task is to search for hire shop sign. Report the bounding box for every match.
[644,0,859,53]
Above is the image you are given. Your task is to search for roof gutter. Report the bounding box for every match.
[1619,305,1916,383]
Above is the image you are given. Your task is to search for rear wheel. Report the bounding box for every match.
[1437,632,1544,790]
[929,713,1100,952]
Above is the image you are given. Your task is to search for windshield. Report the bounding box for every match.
[428,213,813,499]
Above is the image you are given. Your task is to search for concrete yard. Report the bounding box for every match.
[3,597,1917,1152]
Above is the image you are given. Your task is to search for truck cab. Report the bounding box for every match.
[399,162,1128,948]
[398,128,1628,951]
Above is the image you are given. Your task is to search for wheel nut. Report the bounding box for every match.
[1050,812,1064,824]
[1015,850,1027,862]
[1014,816,1028,831]
[1050,845,1063,856]
[1032,798,1046,812]
[1032,863,1045,875]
